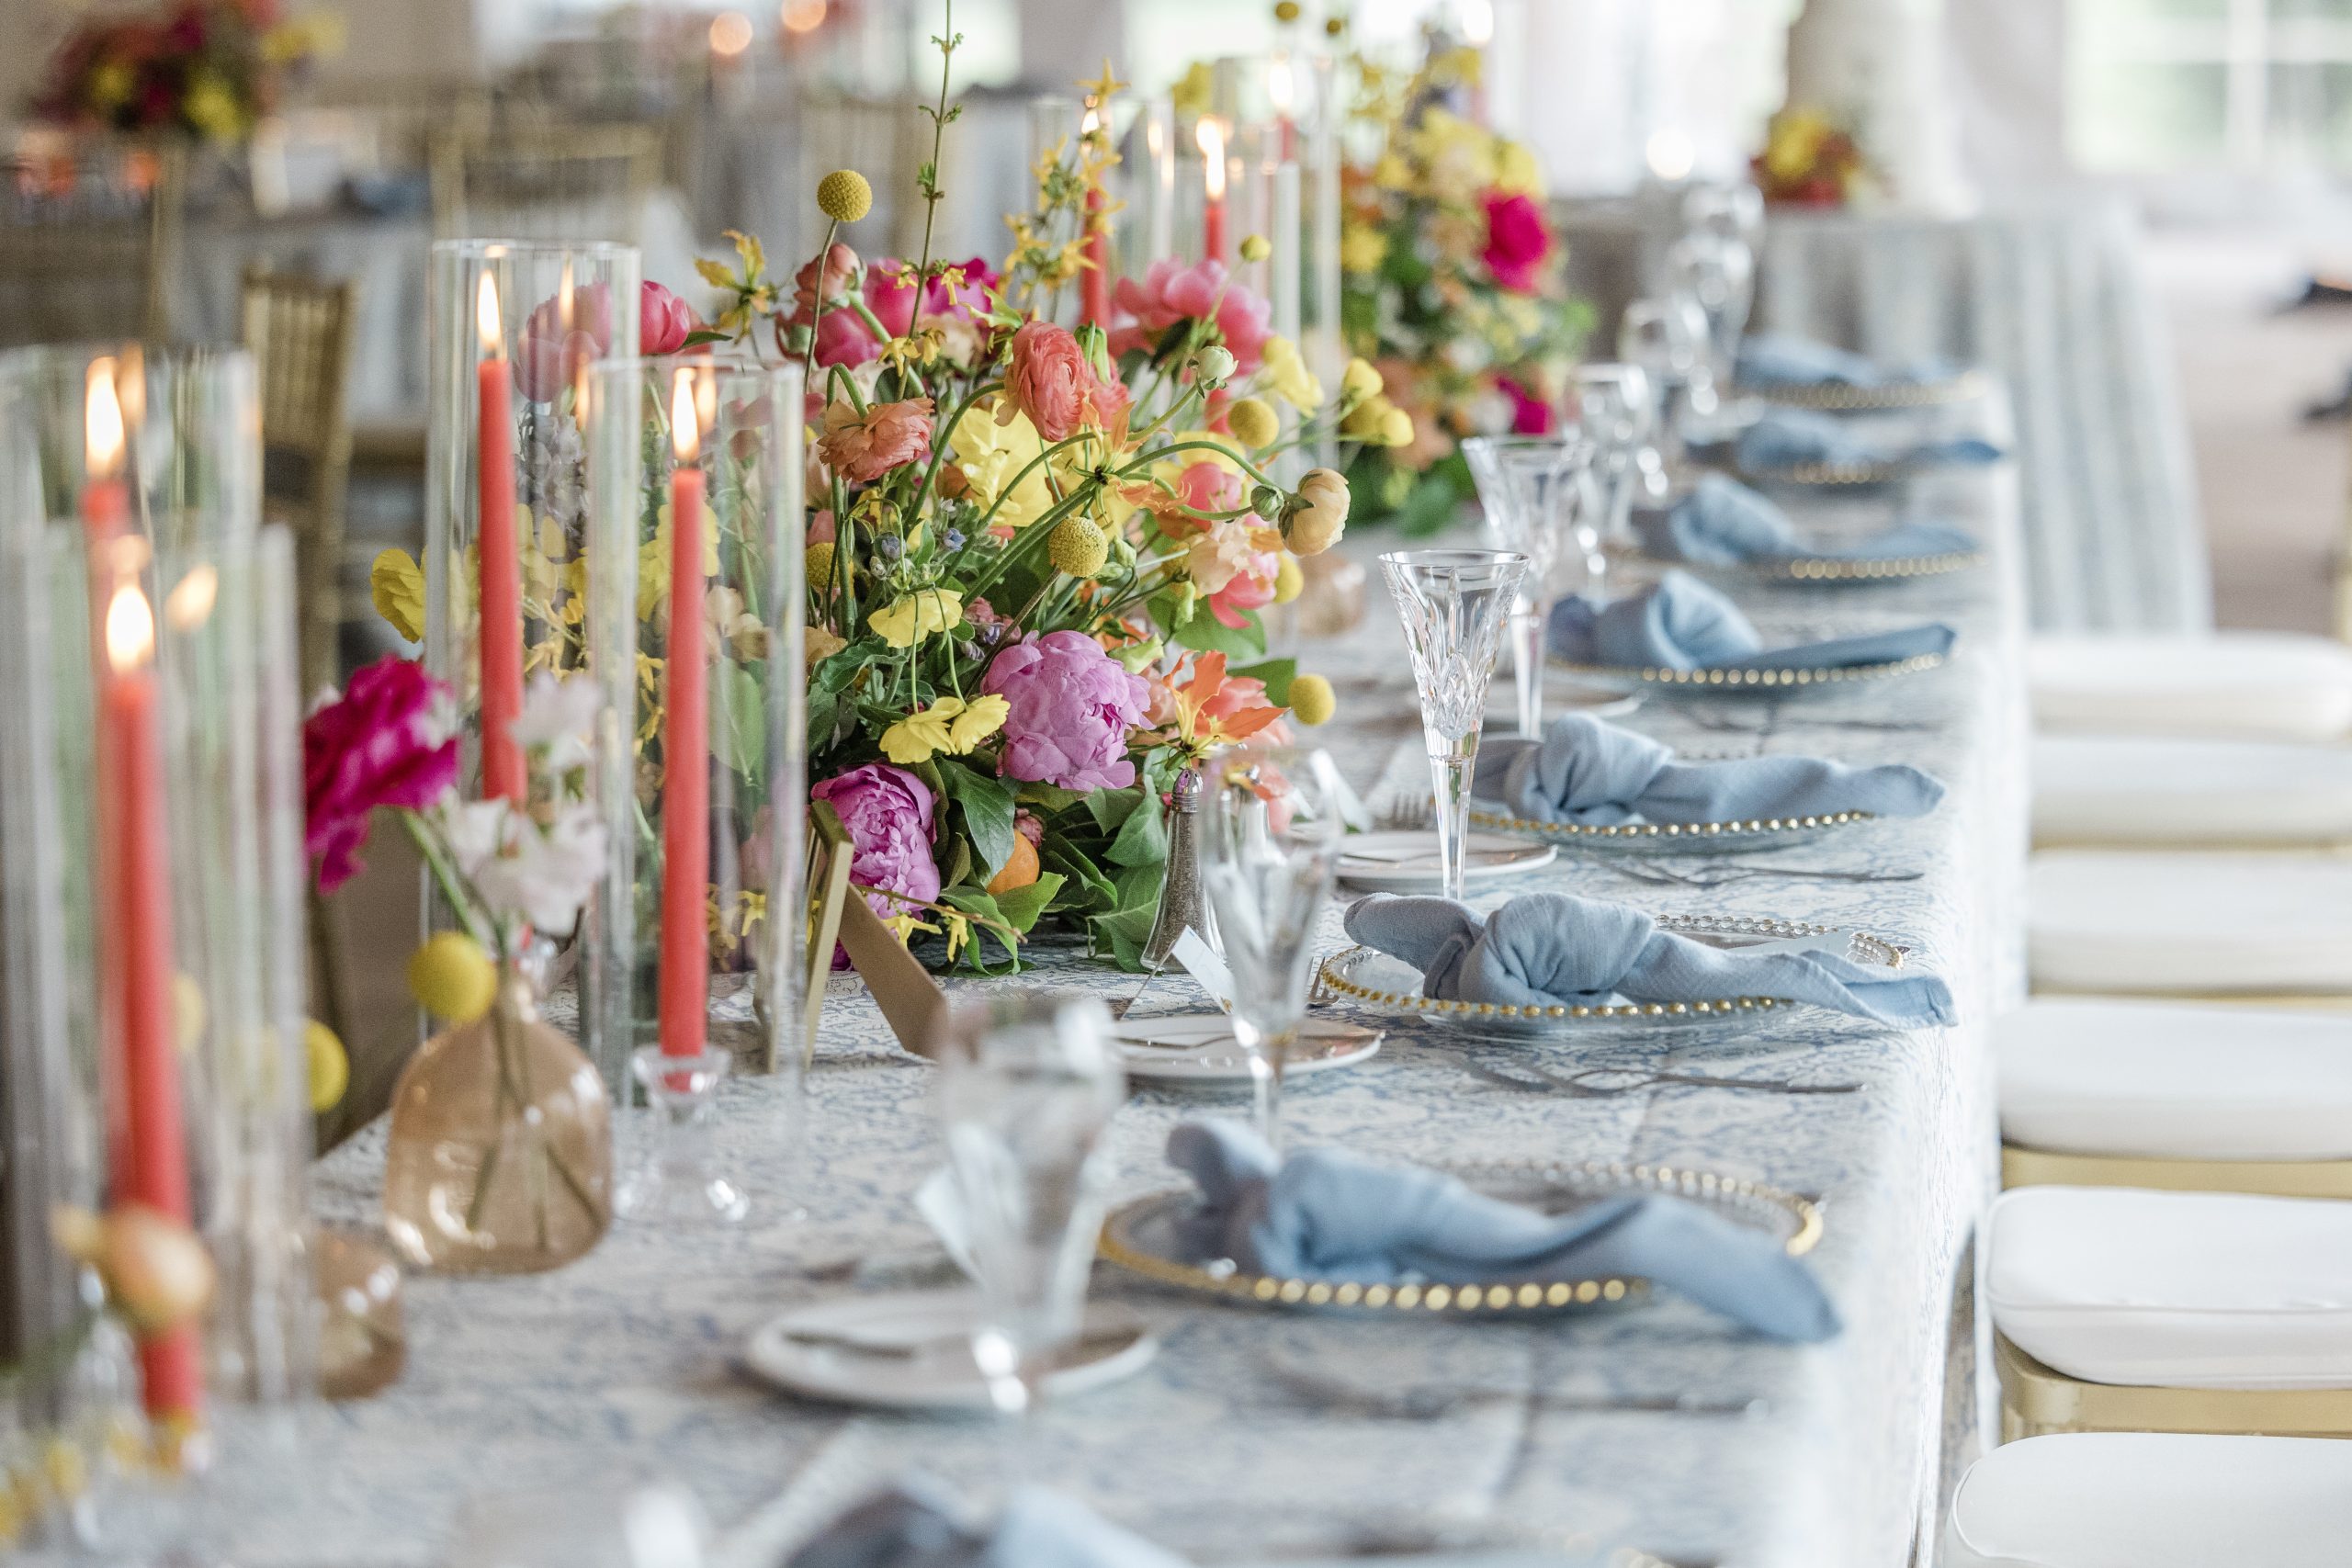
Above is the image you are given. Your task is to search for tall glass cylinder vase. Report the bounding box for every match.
[583,357,807,1111]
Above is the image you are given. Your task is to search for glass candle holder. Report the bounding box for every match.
[582,356,807,1103]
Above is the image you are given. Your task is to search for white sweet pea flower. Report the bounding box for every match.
[471,800,609,937]
[508,671,602,775]
[435,799,511,877]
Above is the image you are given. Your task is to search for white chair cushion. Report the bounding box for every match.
[2030,633,2352,742]
[1945,1432,2352,1568]
[2033,737,2352,846]
[1987,1186,2352,1388]
[2029,851,2352,994]
[1998,999,2352,1160]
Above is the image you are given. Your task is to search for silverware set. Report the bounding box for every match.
[1443,1052,1861,1099]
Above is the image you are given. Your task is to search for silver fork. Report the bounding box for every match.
[1371,794,1434,830]
[1606,862,1922,887]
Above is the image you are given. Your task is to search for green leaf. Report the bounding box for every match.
[1159,596,1267,658]
[1089,903,1159,972]
[1105,791,1168,868]
[1018,782,1090,815]
[992,872,1066,933]
[937,759,1017,876]
[1084,784,1146,836]
[1046,843,1117,909]
[1112,861,1164,911]
[938,888,1021,972]
[710,660,766,784]
[1230,657,1296,706]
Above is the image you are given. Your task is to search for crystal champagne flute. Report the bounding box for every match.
[1464,434,1602,739]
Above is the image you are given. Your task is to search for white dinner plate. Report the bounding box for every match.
[1114,1016,1384,1084]
[743,1290,1157,1411]
[1337,831,1557,892]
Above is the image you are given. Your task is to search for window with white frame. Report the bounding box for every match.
[2073,0,2352,170]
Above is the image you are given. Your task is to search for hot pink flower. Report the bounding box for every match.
[515,280,613,404]
[782,243,882,368]
[865,254,1002,335]
[1109,258,1272,375]
[1005,321,1125,443]
[982,630,1151,792]
[817,397,935,483]
[640,280,695,355]
[1497,374,1553,435]
[811,762,940,962]
[1481,191,1554,294]
[302,656,458,892]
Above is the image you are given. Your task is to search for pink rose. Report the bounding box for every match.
[817,397,934,483]
[1497,374,1553,435]
[782,243,882,368]
[1005,321,1125,443]
[640,280,695,355]
[981,630,1151,792]
[1109,258,1272,375]
[811,762,941,959]
[515,280,613,404]
[302,655,458,892]
[1480,191,1553,294]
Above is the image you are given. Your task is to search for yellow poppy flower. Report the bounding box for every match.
[953,401,1054,529]
[869,589,965,649]
[878,694,1011,764]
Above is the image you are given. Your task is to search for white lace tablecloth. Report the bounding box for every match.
[131,404,2029,1568]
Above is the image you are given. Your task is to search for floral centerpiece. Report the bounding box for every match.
[29,0,338,142]
[1752,107,1870,208]
[1336,47,1589,533]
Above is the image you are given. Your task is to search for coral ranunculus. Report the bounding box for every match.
[1109,258,1272,375]
[982,630,1151,792]
[302,656,458,892]
[639,280,695,355]
[1005,321,1123,443]
[1480,190,1554,294]
[818,396,935,482]
[810,762,941,950]
[515,280,614,403]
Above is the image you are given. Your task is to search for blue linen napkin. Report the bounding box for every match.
[790,1482,1191,1568]
[1474,713,1944,827]
[1736,332,1955,389]
[1167,1120,1840,1343]
[1547,570,1957,672]
[1735,408,2003,472]
[1342,890,1957,1029]
[1646,474,1978,566]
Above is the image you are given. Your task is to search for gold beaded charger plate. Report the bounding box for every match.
[1098,1157,1821,1319]
[1713,545,1984,586]
[1467,805,1874,856]
[1736,367,1990,412]
[1314,915,1910,1043]
[1550,648,1945,698]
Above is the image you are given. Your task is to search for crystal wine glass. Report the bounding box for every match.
[1619,295,1713,460]
[1196,744,1347,1149]
[1566,363,1654,555]
[1665,231,1756,393]
[1377,549,1531,902]
[1463,434,1602,739]
[937,992,1125,1421]
[1683,179,1766,252]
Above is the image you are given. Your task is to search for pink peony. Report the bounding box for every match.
[817,397,934,483]
[981,630,1151,792]
[811,761,941,954]
[640,280,695,355]
[865,254,1002,336]
[515,280,614,404]
[1481,191,1554,294]
[302,655,458,892]
[1109,258,1272,376]
[1497,374,1553,435]
[1004,321,1125,443]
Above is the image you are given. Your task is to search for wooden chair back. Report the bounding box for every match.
[0,141,183,346]
[240,265,356,698]
[429,123,661,243]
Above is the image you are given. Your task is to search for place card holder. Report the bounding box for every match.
[800,802,853,1068]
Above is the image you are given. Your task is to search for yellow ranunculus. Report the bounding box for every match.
[1259,335,1323,412]
[1340,224,1387,274]
[953,401,1054,529]
[1372,154,1414,192]
[879,694,1009,763]
[370,548,425,641]
[869,589,965,649]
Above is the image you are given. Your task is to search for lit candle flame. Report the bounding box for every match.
[1199,118,1227,201]
[117,344,145,433]
[85,358,125,479]
[671,368,699,465]
[106,581,153,673]
[164,563,216,632]
[1081,106,1100,137]
[1461,0,1495,46]
[477,272,503,357]
[1268,56,1295,117]
[558,257,575,333]
[710,10,753,54]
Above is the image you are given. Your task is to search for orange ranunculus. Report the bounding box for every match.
[817,396,935,483]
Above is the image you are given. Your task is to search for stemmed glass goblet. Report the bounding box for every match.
[1196,744,1348,1150]
[1463,434,1602,739]
[1377,549,1531,903]
[1665,231,1757,395]
[1620,294,1713,457]
[1566,363,1655,556]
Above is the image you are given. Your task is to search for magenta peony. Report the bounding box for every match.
[811,762,941,949]
[515,281,614,404]
[1480,191,1554,294]
[1004,321,1125,443]
[1109,258,1272,376]
[981,630,1151,792]
[1497,374,1553,435]
[303,656,458,892]
[640,280,695,355]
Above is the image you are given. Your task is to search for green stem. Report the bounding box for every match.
[915,1,956,284]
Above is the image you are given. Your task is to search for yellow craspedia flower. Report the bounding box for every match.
[1340,225,1387,274]
[371,548,425,641]
[1341,357,1384,404]
[1274,0,1301,20]
[869,589,964,649]
[807,540,835,593]
[1272,554,1304,604]
[1765,108,1834,184]
[90,61,135,108]
[1049,515,1111,578]
[182,69,245,141]
[408,932,498,1024]
[1260,335,1323,411]
[816,168,873,223]
[1288,673,1335,726]
[305,1021,349,1113]
[1239,234,1272,264]
[1372,154,1413,192]
[1225,397,1280,449]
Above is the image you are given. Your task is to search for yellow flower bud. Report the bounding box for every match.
[1239,233,1272,264]
[306,1020,349,1113]
[1284,468,1351,556]
[816,168,873,223]
[1341,357,1384,403]
[1048,515,1111,578]
[1288,673,1336,726]
[407,931,498,1024]
[1378,405,1416,447]
[1226,396,1280,449]
[1272,553,1305,604]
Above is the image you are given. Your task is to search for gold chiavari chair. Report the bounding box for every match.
[0,140,184,347]
[429,122,662,243]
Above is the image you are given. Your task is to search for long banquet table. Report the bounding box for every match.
[143,400,2028,1568]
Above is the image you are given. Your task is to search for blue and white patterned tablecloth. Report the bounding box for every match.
[123,402,2029,1568]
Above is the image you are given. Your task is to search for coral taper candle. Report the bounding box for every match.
[475,273,526,805]
[1080,107,1111,326]
[659,368,710,1058]
[1199,117,1228,264]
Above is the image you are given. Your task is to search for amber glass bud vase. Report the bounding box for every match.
[383,965,613,1273]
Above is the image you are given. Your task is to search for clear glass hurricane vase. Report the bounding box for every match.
[1464,434,1601,739]
[1196,746,1347,1149]
[1378,550,1530,902]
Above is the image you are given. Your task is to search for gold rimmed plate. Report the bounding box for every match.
[1466,804,1874,856]
[1551,649,1945,698]
[1736,367,1989,412]
[1098,1157,1822,1318]
[1718,547,1984,586]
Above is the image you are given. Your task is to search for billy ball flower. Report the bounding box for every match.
[816,168,873,223]
[1273,554,1304,604]
[1239,234,1272,263]
[1281,468,1351,556]
[1225,396,1280,449]
[1289,673,1336,726]
[807,540,835,593]
[1049,515,1111,578]
[408,931,497,1023]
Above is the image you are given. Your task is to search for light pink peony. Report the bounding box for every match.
[515,281,613,404]
[817,397,935,483]
[981,630,1151,792]
[640,280,696,355]
[1004,321,1125,443]
[1109,258,1272,376]
[811,762,941,959]
[302,656,458,892]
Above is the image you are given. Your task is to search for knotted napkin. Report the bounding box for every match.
[1647,473,1978,566]
[1167,1120,1840,1342]
[790,1483,1190,1568]
[1735,407,2003,472]
[1735,332,1955,389]
[1342,890,1956,1029]
[1548,570,1957,672]
[1474,713,1944,827]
